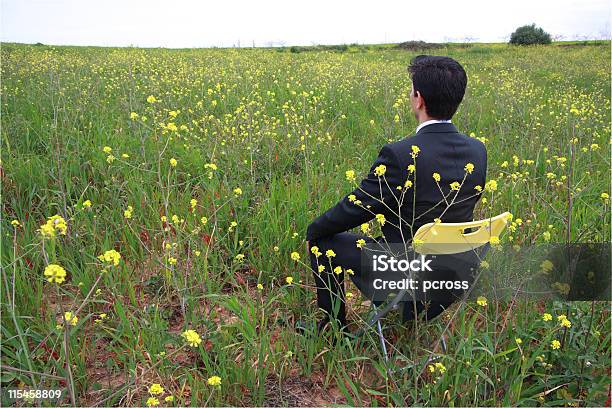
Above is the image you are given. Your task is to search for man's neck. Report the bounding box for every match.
[417,114,436,124]
[415,117,452,133]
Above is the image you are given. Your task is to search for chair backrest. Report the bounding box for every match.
[413,212,512,255]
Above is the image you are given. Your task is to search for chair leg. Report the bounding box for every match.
[376,319,389,362]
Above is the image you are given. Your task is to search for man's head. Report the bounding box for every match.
[408,55,467,122]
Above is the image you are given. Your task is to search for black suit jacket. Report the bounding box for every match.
[306,122,487,243]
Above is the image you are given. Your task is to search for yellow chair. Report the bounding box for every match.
[363,212,511,366]
[413,212,513,255]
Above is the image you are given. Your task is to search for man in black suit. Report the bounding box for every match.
[304,55,487,332]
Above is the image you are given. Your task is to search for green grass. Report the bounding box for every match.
[1,41,610,406]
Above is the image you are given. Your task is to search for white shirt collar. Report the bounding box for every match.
[416,119,452,134]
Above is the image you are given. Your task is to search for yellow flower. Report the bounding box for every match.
[207,376,222,387]
[103,146,112,154]
[375,214,386,225]
[404,179,413,188]
[234,254,245,261]
[325,249,336,258]
[82,200,92,208]
[480,260,490,269]
[485,180,498,192]
[201,216,208,225]
[477,296,487,307]
[360,223,370,234]
[515,338,522,345]
[64,311,78,326]
[124,205,133,219]
[98,249,121,267]
[318,265,325,272]
[601,192,610,203]
[39,215,68,238]
[285,276,294,285]
[542,231,551,242]
[233,187,243,196]
[181,329,202,347]
[464,163,474,174]
[474,185,482,192]
[164,396,174,402]
[432,173,441,182]
[11,219,20,226]
[333,266,342,275]
[407,164,416,173]
[374,164,386,177]
[257,283,264,290]
[542,313,552,321]
[290,252,300,261]
[489,236,500,246]
[168,257,177,265]
[130,112,139,120]
[356,239,366,249]
[559,317,572,328]
[450,181,461,191]
[146,397,159,407]
[345,268,354,275]
[411,145,420,158]
[148,384,164,395]
[310,246,321,257]
[146,95,157,103]
[190,199,198,209]
[551,340,561,350]
[44,264,67,284]
[106,154,115,164]
[540,260,554,273]
[169,158,178,167]
[345,170,355,182]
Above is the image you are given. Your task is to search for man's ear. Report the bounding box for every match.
[415,90,424,109]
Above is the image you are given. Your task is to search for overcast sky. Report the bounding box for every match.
[2,0,610,48]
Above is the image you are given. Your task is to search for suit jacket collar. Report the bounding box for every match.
[415,122,459,135]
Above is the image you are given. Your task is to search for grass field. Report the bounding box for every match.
[1,41,611,406]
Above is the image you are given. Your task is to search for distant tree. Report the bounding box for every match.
[509,24,552,45]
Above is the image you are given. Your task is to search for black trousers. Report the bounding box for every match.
[309,232,453,325]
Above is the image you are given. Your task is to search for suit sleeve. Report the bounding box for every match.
[306,144,406,242]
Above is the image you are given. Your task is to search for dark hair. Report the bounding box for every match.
[408,55,467,120]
